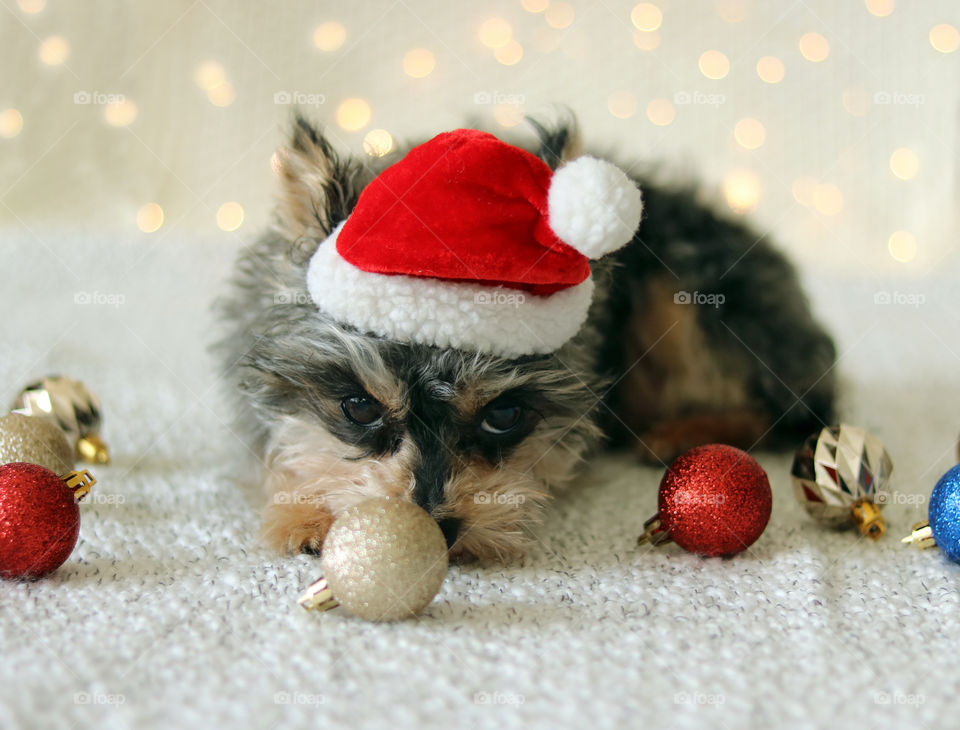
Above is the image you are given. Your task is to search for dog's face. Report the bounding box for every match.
[250,317,601,562]
[220,117,603,562]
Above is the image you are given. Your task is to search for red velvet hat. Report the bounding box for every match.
[306,129,642,357]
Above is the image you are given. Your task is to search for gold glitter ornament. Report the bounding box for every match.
[299,498,449,621]
[11,376,109,464]
[0,413,74,474]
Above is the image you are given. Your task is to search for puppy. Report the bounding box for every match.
[212,115,836,562]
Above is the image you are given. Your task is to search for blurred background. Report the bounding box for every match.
[1,0,957,272]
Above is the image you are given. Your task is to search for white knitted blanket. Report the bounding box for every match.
[0,234,956,730]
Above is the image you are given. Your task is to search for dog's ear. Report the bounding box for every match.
[274,115,362,241]
[526,114,582,170]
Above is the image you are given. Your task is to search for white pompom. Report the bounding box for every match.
[547,156,643,259]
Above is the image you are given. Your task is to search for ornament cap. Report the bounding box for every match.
[901,520,936,549]
[61,469,96,501]
[76,433,110,465]
[298,576,340,612]
[850,498,885,540]
[637,514,672,547]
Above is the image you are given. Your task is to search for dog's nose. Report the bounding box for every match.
[435,517,461,549]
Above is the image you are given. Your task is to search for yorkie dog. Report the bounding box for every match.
[213,114,836,563]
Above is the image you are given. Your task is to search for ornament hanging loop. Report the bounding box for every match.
[901,520,936,549]
[298,576,340,612]
[61,469,96,501]
[851,498,885,540]
[637,515,671,547]
[76,434,110,465]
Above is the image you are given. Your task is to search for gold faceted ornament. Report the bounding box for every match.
[0,413,74,474]
[299,498,449,621]
[791,424,893,540]
[11,375,110,464]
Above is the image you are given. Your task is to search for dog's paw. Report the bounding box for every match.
[262,500,336,556]
[634,410,771,465]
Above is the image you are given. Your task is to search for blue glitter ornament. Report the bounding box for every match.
[929,464,960,563]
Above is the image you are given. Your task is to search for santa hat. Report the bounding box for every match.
[306,129,642,358]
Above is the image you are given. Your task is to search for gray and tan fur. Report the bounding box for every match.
[212,114,836,562]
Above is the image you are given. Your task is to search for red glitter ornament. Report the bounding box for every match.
[0,462,95,580]
[638,444,772,557]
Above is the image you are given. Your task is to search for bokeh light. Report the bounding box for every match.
[216,202,244,232]
[495,40,524,65]
[521,0,549,12]
[270,151,283,175]
[207,81,235,107]
[544,1,575,29]
[756,56,784,83]
[608,91,637,119]
[723,170,761,213]
[193,61,226,91]
[812,183,843,215]
[0,109,24,139]
[363,129,394,157]
[38,35,69,65]
[792,176,817,206]
[479,18,512,48]
[646,99,675,126]
[889,148,919,180]
[136,203,164,233]
[631,3,662,31]
[336,98,371,131]
[104,99,137,127]
[842,87,871,116]
[716,0,747,23]
[699,50,730,79]
[494,103,524,128]
[865,0,894,17]
[930,24,960,53]
[313,22,346,52]
[403,48,436,78]
[632,30,661,50]
[888,230,917,262]
[17,0,45,14]
[734,118,766,149]
[799,32,830,62]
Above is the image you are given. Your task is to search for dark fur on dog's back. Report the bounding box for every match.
[212,113,836,561]
[595,178,836,452]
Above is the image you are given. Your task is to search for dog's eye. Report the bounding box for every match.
[480,402,524,435]
[340,395,384,426]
